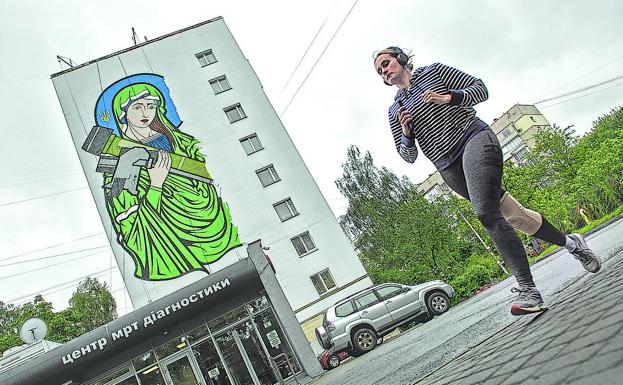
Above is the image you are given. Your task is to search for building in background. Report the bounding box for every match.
[0,17,374,385]
[417,104,552,200]
[492,104,550,165]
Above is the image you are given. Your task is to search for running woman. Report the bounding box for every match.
[373,46,601,315]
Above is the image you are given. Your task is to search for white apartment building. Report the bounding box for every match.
[12,17,375,385]
[417,104,552,200]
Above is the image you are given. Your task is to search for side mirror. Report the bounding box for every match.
[402,286,410,293]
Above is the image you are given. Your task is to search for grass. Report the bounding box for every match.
[530,204,623,263]
[450,205,622,303]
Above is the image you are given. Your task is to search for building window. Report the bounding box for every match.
[424,185,444,202]
[273,198,298,222]
[513,146,530,162]
[335,301,356,317]
[311,269,336,295]
[291,231,317,256]
[354,291,380,310]
[224,103,247,123]
[209,75,231,94]
[256,164,280,187]
[500,127,512,139]
[196,49,217,67]
[502,136,523,155]
[240,134,263,155]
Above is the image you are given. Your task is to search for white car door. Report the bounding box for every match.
[354,290,392,331]
[375,285,421,322]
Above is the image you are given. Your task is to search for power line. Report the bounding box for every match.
[539,81,623,109]
[5,267,118,304]
[532,73,623,105]
[0,75,49,83]
[0,250,108,281]
[0,186,88,207]
[0,74,48,80]
[14,272,121,305]
[0,161,79,179]
[275,0,341,103]
[0,245,109,267]
[0,233,104,262]
[279,0,360,117]
[0,170,83,190]
[534,51,623,99]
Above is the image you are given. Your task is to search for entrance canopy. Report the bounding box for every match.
[1,258,262,385]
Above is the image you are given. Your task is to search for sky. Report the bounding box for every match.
[1,0,622,319]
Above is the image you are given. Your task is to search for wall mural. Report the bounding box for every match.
[83,73,241,281]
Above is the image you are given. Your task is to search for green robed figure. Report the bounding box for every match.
[102,82,240,280]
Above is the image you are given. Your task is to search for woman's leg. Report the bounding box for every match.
[499,191,566,246]
[496,175,600,272]
[460,130,537,289]
[438,160,470,200]
[443,162,567,249]
[441,135,543,315]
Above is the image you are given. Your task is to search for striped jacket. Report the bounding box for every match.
[387,62,489,165]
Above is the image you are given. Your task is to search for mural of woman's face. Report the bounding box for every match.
[126,98,158,129]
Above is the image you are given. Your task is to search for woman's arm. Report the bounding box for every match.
[433,62,489,107]
[389,104,418,164]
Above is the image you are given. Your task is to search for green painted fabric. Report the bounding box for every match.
[103,83,241,281]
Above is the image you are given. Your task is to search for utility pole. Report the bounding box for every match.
[441,186,509,275]
[454,206,509,275]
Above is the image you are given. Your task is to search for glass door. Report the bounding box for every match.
[233,321,279,385]
[161,353,204,385]
[193,337,232,385]
[252,311,300,380]
[215,330,255,385]
[215,322,280,385]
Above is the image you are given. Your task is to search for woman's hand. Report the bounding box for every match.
[148,150,171,188]
[398,106,413,137]
[422,90,451,104]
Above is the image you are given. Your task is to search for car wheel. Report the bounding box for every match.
[327,354,341,369]
[352,327,377,355]
[427,292,450,315]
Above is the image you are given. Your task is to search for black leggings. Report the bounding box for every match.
[440,129,534,287]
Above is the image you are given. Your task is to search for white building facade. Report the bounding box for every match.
[51,17,371,351]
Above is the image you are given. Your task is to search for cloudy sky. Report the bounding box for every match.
[1,0,622,317]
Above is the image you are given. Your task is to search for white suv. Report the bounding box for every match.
[315,281,454,356]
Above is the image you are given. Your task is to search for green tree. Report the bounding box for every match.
[66,277,117,338]
[571,106,623,217]
[503,107,623,233]
[336,146,473,284]
[503,124,581,232]
[0,295,55,355]
[0,278,117,355]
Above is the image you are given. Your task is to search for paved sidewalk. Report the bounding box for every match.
[414,248,623,385]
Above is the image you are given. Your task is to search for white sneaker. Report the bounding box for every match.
[568,233,601,273]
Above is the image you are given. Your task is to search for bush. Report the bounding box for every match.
[465,253,500,275]
[450,263,496,302]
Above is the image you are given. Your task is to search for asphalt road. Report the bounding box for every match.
[308,219,623,385]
